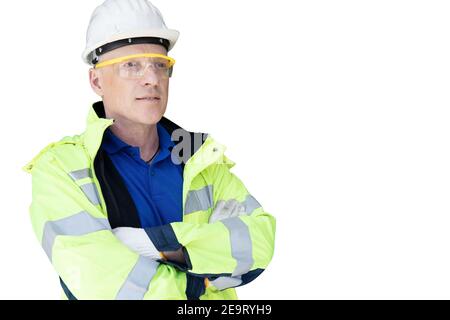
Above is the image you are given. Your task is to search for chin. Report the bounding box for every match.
[134,108,165,125]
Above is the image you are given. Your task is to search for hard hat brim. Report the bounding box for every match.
[82,28,179,65]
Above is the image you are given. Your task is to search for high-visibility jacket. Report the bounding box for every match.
[23,101,276,300]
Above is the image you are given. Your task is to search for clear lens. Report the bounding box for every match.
[117,57,172,79]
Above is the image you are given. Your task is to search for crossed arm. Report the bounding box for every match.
[28,152,275,299]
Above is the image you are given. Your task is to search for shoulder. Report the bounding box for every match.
[23,133,88,174]
[195,135,237,179]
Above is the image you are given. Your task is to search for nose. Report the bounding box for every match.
[140,65,160,87]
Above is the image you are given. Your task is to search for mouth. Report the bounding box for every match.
[136,96,161,101]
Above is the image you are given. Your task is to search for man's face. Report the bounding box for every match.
[89,43,170,125]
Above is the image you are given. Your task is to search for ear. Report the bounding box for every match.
[89,68,104,96]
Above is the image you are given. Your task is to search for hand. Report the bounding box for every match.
[209,200,246,223]
[161,248,185,264]
[112,227,162,260]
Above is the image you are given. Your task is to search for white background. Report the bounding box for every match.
[1,0,450,299]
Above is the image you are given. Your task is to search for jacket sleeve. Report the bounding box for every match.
[145,162,276,291]
[25,150,197,300]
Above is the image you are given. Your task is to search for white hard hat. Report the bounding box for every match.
[82,0,179,65]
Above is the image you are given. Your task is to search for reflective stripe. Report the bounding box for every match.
[116,256,159,300]
[67,169,101,206]
[42,211,111,261]
[210,276,242,290]
[184,185,261,216]
[184,185,213,215]
[80,182,100,206]
[243,194,262,214]
[221,217,254,276]
[68,168,92,180]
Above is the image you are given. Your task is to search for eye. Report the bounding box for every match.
[154,60,169,69]
[122,61,140,69]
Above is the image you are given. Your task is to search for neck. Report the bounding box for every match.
[106,114,160,162]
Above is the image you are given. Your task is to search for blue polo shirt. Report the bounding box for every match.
[101,123,183,227]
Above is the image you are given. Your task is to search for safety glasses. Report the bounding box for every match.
[94,53,176,79]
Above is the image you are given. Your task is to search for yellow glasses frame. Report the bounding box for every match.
[94,53,176,69]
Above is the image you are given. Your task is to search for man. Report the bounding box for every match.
[23,0,276,300]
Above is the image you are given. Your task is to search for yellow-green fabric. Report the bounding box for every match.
[23,103,276,299]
